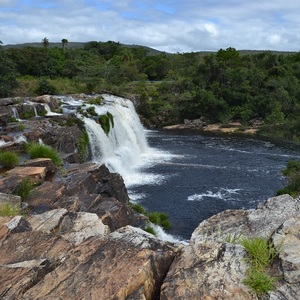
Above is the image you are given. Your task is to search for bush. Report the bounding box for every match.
[15,177,33,201]
[129,202,146,214]
[148,211,171,230]
[277,160,300,198]
[0,151,20,168]
[35,78,57,95]
[27,142,62,166]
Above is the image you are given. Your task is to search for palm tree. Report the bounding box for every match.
[61,38,69,50]
[42,37,49,48]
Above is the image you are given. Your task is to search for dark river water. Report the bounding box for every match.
[129,130,300,240]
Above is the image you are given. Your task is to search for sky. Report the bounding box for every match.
[0,0,300,53]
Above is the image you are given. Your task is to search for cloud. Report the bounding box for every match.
[0,0,300,52]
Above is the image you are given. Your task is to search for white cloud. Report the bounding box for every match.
[0,0,300,52]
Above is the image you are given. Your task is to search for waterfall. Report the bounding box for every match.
[11,107,20,120]
[82,94,152,187]
[43,104,61,116]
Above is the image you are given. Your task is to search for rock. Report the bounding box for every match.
[18,226,178,300]
[58,211,110,244]
[28,208,68,233]
[23,158,57,174]
[0,231,72,299]
[160,195,300,299]
[272,217,300,284]
[0,192,21,206]
[6,166,47,184]
[5,216,32,234]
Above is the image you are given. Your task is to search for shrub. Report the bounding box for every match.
[0,202,22,217]
[0,151,20,168]
[35,78,57,95]
[148,211,171,230]
[27,142,62,166]
[15,177,33,201]
[129,202,146,214]
[277,160,300,198]
[88,96,103,105]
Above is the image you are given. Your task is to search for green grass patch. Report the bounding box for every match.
[0,151,20,168]
[145,226,156,236]
[129,202,146,214]
[243,269,277,296]
[240,236,278,295]
[15,177,34,201]
[147,211,171,230]
[76,128,90,162]
[0,201,22,217]
[27,142,62,166]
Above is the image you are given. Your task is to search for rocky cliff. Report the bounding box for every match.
[0,95,299,299]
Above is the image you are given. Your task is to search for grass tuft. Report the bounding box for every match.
[27,142,62,166]
[240,236,278,295]
[15,177,34,201]
[0,202,22,217]
[0,151,20,168]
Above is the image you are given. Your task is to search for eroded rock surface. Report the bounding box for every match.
[161,195,300,300]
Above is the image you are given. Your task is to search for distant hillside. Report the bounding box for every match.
[2,41,166,55]
[2,42,297,56]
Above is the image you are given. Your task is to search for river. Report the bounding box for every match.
[128,130,300,240]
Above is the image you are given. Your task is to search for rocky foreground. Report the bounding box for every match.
[0,95,299,299]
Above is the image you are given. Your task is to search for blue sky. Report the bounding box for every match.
[0,0,299,53]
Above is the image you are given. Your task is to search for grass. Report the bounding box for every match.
[27,142,62,166]
[240,236,278,295]
[15,177,34,201]
[243,269,277,296]
[76,127,90,162]
[147,211,171,230]
[0,201,22,217]
[0,151,20,168]
[145,226,156,236]
[129,202,172,231]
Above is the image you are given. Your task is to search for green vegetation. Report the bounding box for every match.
[27,142,62,166]
[129,202,172,232]
[277,160,300,198]
[88,96,103,105]
[99,112,114,135]
[148,211,171,230]
[1,42,300,142]
[76,128,90,162]
[240,236,278,295]
[145,225,156,236]
[129,202,146,214]
[0,151,20,168]
[0,201,22,217]
[15,177,34,201]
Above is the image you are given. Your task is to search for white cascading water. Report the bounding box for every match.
[82,94,160,187]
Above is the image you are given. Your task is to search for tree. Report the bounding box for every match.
[61,38,68,50]
[42,37,49,48]
[0,47,18,97]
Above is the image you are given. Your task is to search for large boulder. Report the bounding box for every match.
[160,195,300,300]
[0,219,178,300]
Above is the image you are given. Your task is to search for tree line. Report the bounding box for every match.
[0,41,300,142]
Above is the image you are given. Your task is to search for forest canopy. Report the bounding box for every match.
[0,41,300,142]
